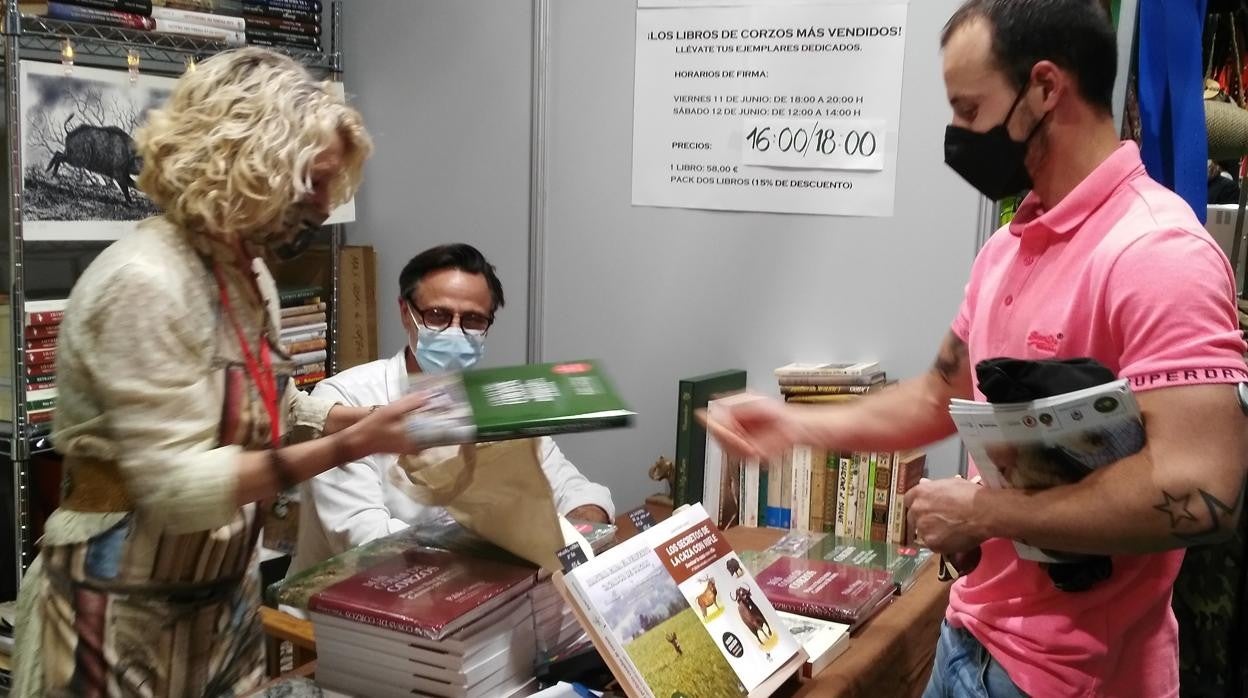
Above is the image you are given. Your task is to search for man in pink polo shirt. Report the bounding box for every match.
[706,1,1248,696]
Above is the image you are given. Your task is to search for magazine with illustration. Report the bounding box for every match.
[949,378,1145,562]
[404,360,635,446]
[554,503,804,698]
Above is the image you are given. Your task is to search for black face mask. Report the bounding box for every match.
[274,226,317,261]
[268,200,330,262]
[944,84,1048,201]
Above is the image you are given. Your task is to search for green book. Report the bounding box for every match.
[673,369,747,506]
[277,285,323,306]
[864,452,878,540]
[405,359,633,446]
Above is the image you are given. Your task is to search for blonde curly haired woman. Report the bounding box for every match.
[13,47,426,696]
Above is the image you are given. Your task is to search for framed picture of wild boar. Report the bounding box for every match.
[20,60,174,241]
[19,60,357,242]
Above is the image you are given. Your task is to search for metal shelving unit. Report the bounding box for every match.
[0,0,346,598]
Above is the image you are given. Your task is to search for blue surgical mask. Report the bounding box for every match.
[407,306,485,372]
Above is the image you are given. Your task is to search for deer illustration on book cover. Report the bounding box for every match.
[659,520,799,684]
[574,515,801,697]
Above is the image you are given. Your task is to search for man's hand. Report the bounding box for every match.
[697,393,809,461]
[905,477,988,555]
[566,505,610,524]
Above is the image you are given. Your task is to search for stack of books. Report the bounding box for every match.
[19,0,323,52]
[312,582,539,698]
[241,0,322,53]
[278,285,327,390]
[22,1,160,33]
[272,516,619,696]
[390,514,618,668]
[150,0,246,45]
[0,298,68,431]
[531,578,590,663]
[277,531,541,698]
[530,520,618,665]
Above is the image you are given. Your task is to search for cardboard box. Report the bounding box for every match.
[336,245,379,371]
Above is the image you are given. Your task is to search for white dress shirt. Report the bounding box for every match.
[287,349,616,576]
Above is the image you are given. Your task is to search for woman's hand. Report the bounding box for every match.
[338,392,428,460]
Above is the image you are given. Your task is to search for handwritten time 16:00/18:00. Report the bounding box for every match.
[744,122,878,159]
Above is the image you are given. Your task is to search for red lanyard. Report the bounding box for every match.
[215,267,281,448]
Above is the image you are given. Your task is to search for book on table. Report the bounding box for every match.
[554,503,805,698]
[775,612,850,679]
[764,530,934,594]
[751,554,895,631]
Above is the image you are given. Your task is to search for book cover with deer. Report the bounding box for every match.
[560,503,802,698]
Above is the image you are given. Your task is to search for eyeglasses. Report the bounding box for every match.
[408,302,493,336]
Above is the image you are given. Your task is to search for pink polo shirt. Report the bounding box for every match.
[948,142,1248,698]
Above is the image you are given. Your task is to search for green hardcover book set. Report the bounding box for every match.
[404,359,634,446]
[673,369,747,506]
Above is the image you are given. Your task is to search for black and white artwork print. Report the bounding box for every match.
[20,61,356,241]
[21,60,175,241]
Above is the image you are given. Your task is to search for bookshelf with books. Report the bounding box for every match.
[727,362,928,555]
[0,0,347,601]
[13,0,333,67]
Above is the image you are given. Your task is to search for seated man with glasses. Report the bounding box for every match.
[287,243,615,575]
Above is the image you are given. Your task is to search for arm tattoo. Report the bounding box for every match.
[1157,479,1246,544]
[932,333,968,386]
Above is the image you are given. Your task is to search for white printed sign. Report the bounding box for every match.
[631,0,910,217]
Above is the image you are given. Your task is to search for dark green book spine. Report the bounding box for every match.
[673,370,746,506]
[674,383,694,506]
[823,451,839,533]
[758,467,768,525]
[278,287,322,306]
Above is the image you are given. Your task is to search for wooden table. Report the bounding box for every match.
[262,522,949,697]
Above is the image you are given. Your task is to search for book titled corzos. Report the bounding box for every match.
[554,504,805,698]
[753,557,895,630]
[307,547,537,640]
[405,360,635,446]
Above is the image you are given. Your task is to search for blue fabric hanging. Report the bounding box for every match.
[1138,0,1210,223]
